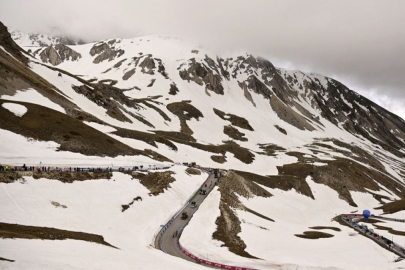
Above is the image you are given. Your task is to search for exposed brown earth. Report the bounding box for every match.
[131,171,176,196]
[274,125,287,135]
[185,168,201,175]
[234,170,314,198]
[373,224,405,237]
[153,130,196,142]
[32,171,112,183]
[122,196,142,212]
[0,222,116,248]
[179,57,224,95]
[213,171,272,258]
[375,200,405,214]
[113,128,177,151]
[0,257,14,262]
[0,100,170,162]
[257,143,286,156]
[211,155,226,163]
[166,100,203,135]
[295,231,334,239]
[309,226,341,232]
[169,83,179,95]
[213,108,254,131]
[0,172,22,183]
[270,95,315,131]
[0,22,29,65]
[224,125,248,141]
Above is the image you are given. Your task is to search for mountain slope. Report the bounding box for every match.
[1,22,405,270]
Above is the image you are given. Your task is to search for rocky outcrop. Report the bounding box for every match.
[179,57,225,95]
[90,42,124,64]
[38,44,81,66]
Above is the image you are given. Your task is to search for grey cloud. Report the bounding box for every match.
[1,0,404,117]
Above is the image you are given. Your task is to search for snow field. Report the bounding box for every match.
[0,166,208,270]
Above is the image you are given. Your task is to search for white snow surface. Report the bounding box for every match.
[181,177,405,270]
[2,103,27,117]
[0,166,209,270]
[1,88,65,113]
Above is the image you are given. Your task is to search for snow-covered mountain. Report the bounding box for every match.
[10,28,85,47]
[1,21,405,270]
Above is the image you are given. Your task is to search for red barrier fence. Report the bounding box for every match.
[180,246,257,270]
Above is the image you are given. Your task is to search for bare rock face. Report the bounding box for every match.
[179,57,225,95]
[38,44,81,66]
[90,41,124,64]
[139,55,156,74]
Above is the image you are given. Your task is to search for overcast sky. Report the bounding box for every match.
[1,0,404,118]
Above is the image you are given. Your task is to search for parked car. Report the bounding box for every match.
[191,201,197,208]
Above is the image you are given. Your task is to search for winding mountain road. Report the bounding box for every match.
[155,172,218,263]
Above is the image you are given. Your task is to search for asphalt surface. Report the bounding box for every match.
[341,214,405,258]
[155,172,218,265]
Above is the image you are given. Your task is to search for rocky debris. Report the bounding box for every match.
[169,82,179,95]
[179,57,224,95]
[38,44,81,66]
[167,101,203,135]
[0,22,29,65]
[90,42,124,64]
[213,108,254,131]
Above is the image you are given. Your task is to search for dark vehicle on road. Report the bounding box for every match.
[132,166,139,171]
[181,212,188,220]
[191,201,197,208]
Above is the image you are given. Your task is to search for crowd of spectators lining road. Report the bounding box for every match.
[0,164,172,173]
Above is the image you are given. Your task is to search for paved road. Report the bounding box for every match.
[156,172,218,266]
[341,214,405,258]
